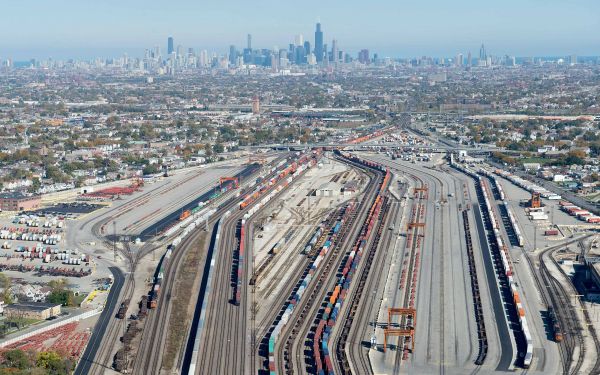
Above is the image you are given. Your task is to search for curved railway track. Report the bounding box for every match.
[264,159,383,375]
[526,239,600,374]
[345,156,482,375]
[196,156,319,375]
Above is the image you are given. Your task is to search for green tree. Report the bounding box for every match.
[3,349,31,369]
[0,273,12,304]
[36,351,71,374]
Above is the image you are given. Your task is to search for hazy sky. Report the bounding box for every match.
[1,0,599,59]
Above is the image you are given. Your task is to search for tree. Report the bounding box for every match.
[3,349,31,369]
[213,143,224,153]
[29,177,41,193]
[142,164,159,175]
[0,273,12,304]
[204,144,213,157]
[36,351,71,374]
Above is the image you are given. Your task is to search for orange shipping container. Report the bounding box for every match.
[513,292,520,304]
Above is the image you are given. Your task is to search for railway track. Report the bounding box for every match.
[86,244,137,375]
[196,155,320,375]
[132,221,207,375]
[263,158,383,375]
[334,195,396,375]
[357,157,482,374]
[254,206,345,364]
[525,238,600,375]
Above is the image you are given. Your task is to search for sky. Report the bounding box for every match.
[1,0,599,60]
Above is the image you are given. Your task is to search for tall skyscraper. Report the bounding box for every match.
[295,34,304,47]
[315,23,324,63]
[456,53,464,67]
[168,36,174,55]
[303,41,311,56]
[479,44,486,63]
[358,49,369,64]
[229,45,237,66]
[331,39,338,63]
[247,34,252,50]
[467,52,472,67]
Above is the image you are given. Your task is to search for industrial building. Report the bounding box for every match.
[4,302,62,320]
[0,192,41,211]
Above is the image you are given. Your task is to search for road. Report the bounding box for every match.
[74,266,125,375]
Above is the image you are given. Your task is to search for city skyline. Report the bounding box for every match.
[1,0,599,60]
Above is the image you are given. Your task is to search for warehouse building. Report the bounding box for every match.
[0,192,41,211]
[4,302,61,320]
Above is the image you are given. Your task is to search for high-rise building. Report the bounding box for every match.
[456,53,463,67]
[479,44,486,65]
[358,49,369,64]
[570,54,577,65]
[315,23,324,63]
[247,34,252,50]
[229,45,237,66]
[331,39,338,63]
[295,46,305,65]
[295,34,304,47]
[252,96,260,114]
[304,41,311,56]
[168,37,174,56]
[467,52,472,67]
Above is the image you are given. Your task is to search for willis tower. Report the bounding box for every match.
[314,23,324,63]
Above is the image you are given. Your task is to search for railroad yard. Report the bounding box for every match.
[3,132,600,375]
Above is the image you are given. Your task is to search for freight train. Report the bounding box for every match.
[308,152,390,375]
[264,202,356,374]
[451,155,533,368]
[239,151,320,211]
[547,306,563,342]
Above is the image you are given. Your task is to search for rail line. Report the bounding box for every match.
[263,155,384,375]
[195,152,321,375]
[306,153,390,375]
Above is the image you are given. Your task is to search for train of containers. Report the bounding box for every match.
[559,201,600,223]
[232,220,245,305]
[312,153,390,375]
[239,152,319,211]
[451,157,533,368]
[479,169,525,247]
[266,204,355,374]
[149,208,215,309]
[493,169,561,200]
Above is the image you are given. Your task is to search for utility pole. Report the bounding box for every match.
[113,221,117,261]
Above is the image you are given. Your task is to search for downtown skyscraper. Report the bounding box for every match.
[314,23,324,63]
[168,36,174,55]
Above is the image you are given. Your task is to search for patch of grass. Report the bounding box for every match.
[162,232,207,371]
[520,157,551,165]
[72,293,87,307]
